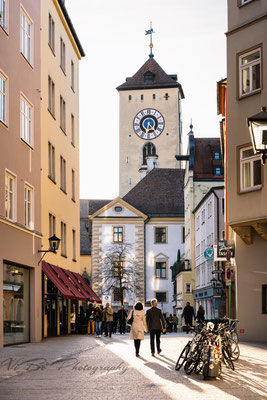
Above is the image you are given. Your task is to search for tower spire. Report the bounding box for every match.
[188,119,194,135]
[145,22,155,59]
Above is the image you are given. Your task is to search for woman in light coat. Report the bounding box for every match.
[127,301,148,357]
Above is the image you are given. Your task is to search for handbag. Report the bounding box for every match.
[127,310,134,326]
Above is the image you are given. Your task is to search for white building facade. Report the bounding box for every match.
[193,187,225,319]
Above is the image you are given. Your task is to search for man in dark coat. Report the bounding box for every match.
[182,302,195,333]
[117,305,127,334]
[146,298,166,356]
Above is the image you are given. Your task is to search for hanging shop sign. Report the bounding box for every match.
[216,240,235,259]
[204,248,214,260]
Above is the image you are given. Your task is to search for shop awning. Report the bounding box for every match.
[42,261,101,302]
[72,271,102,303]
[42,261,75,300]
[49,264,86,301]
[63,269,91,300]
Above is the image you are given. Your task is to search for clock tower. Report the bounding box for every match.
[117,52,184,197]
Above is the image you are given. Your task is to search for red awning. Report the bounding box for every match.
[42,261,75,300]
[72,271,102,303]
[64,269,91,300]
[49,264,87,301]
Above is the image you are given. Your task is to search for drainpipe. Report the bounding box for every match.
[213,190,220,243]
[144,217,151,304]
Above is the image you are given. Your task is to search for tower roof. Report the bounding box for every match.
[116,58,184,96]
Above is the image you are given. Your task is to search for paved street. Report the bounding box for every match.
[0,333,266,400]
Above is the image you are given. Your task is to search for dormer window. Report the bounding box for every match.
[144,71,155,84]
[114,206,122,212]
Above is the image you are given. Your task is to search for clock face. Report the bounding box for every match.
[133,108,165,140]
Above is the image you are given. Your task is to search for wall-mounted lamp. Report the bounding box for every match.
[247,106,267,164]
[38,234,60,265]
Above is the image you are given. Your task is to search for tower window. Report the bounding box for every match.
[143,142,156,165]
[164,93,169,100]
[153,94,156,100]
[129,95,131,100]
[141,94,144,101]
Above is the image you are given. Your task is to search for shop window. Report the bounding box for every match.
[3,263,30,345]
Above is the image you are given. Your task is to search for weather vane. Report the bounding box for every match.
[145,22,155,59]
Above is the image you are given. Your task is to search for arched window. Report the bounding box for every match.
[143,142,156,165]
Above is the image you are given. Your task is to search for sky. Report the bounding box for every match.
[66,0,227,199]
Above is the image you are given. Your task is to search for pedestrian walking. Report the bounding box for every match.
[94,306,102,337]
[146,298,166,356]
[173,314,178,332]
[102,302,113,337]
[127,302,148,357]
[168,314,174,332]
[196,305,205,331]
[87,303,95,335]
[117,305,127,334]
[112,311,118,334]
[181,302,195,333]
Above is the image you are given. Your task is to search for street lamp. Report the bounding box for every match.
[38,234,61,264]
[247,106,267,164]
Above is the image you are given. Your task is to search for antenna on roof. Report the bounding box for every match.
[145,22,155,59]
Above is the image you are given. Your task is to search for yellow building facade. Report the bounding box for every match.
[40,0,85,337]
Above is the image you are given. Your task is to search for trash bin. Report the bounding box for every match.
[203,344,221,379]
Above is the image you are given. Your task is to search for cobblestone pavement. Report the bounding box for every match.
[0,332,266,400]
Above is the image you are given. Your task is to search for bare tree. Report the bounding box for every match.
[99,242,142,305]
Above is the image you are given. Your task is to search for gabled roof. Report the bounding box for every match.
[89,197,147,219]
[123,168,185,217]
[194,138,224,180]
[116,58,184,96]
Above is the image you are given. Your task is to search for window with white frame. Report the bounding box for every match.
[49,212,56,237]
[71,114,75,146]
[48,76,55,116]
[48,13,55,52]
[71,60,74,90]
[0,0,7,31]
[60,37,66,72]
[20,9,32,64]
[60,156,66,192]
[24,185,33,229]
[113,227,123,242]
[61,221,67,256]
[48,141,55,181]
[0,72,6,124]
[72,229,76,261]
[239,48,261,97]
[196,215,200,230]
[5,172,16,221]
[20,96,32,146]
[71,169,75,201]
[208,201,212,218]
[60,95,66,132]
[201,209,205,225]
[240,147,261,192]
[196,244,200,258]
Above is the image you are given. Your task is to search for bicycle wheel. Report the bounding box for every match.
[222,346,235,370]
[184,358,196,375]
[175,343,190,371]
[230,331,239,343]
[229,339,240,361]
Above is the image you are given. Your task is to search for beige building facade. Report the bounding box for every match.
[40,0,85,337]
[226,0,267,341]
[117,57,184,197]
[0,0,42,347]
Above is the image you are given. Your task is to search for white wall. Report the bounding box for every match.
[145,221,184,315]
